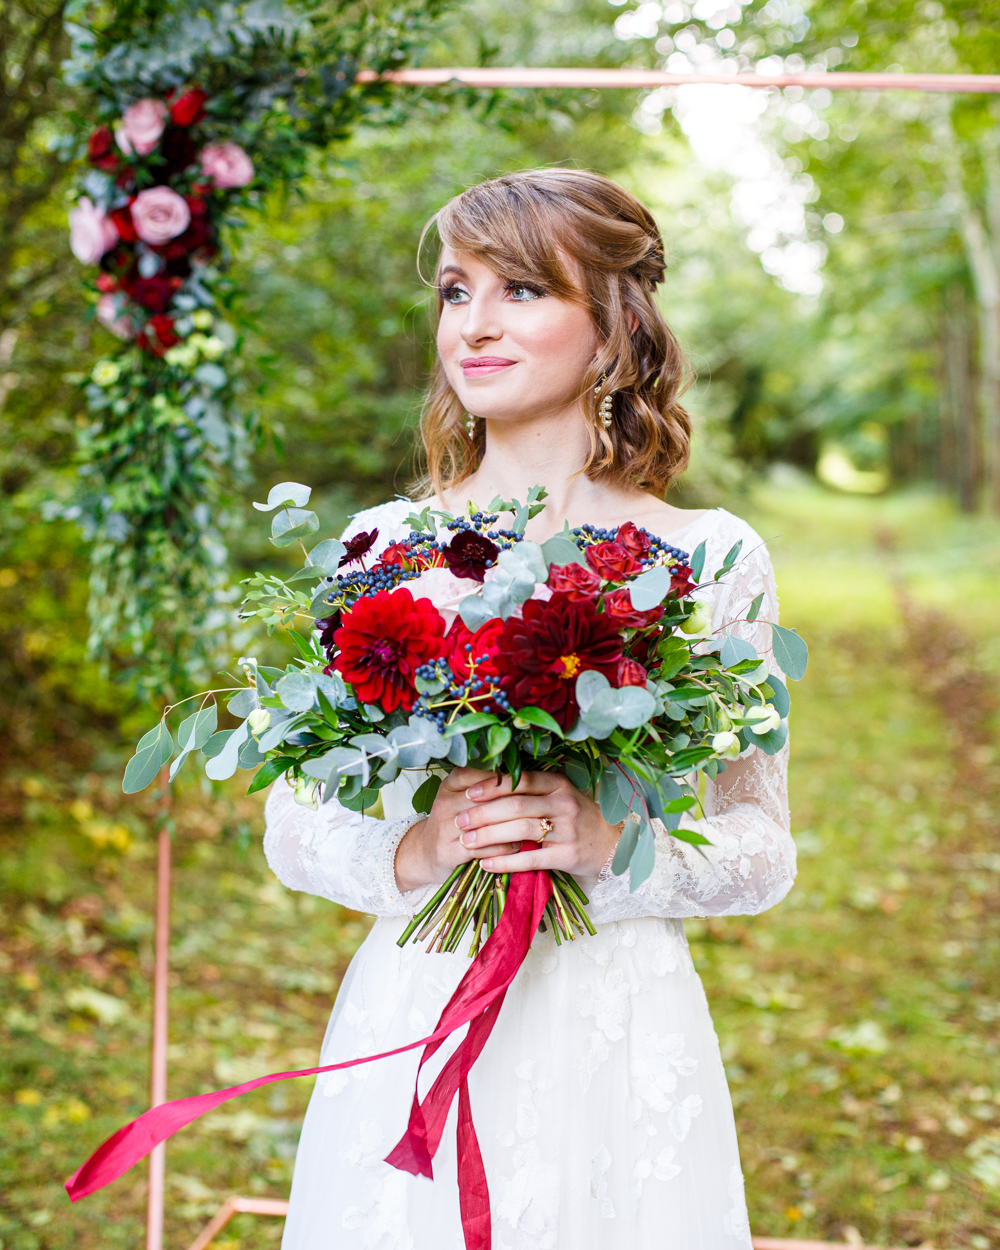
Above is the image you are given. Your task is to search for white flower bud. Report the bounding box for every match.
[248,708,271,736]
[745,705,781,735]
[92,360,121,387]
[293,776,320,810]
[711,731,742,759]
[191,309,214,330]
[679,599,713,639]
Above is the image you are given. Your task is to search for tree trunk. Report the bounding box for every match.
[944,285,980,512]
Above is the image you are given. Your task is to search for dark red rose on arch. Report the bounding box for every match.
[443,616,504,683]
[162,216,214,260]
[603,587,663,630]
[332,587,446,713]
[547,562,601,601]
[157,127,197,175]
[109,204,138,243]
[493,591,623,731]
[585,540,641,582]
[339,528,379,567]
[88,126,114,161]
[617,657,648,687]
[170,88,209,127]
[138,314,179,356]
[616,521,652,558]
[442,530,499,582]
[132,276,176,313]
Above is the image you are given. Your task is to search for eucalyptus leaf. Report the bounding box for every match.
[752,721,789,756]
[629,823,656,890]
[540,532,586,568]
[689,539,707,582]
[123,722,174,794]
[599,771,630,825]
[169,704,218,781]
[512,706,564,737]
[447,732,468,766]
[768,624,809,681]
[628,565,674,611]
[611,817,639,875]
[587,684,656,730]
[746,591,765,622]
[412,774,443,815]
[253,481,312,512]
[459,593,499,631]
[257,711,303,752]
[227,687,258,718]
[237,735,266,770]
[205,719,250,781]
[719,634,758,669]
[762,673,790,719]
[575,669,610,712]
[306,538,347,571]
[271,508,320,548]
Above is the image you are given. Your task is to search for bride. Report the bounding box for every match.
[263,168,795,1250]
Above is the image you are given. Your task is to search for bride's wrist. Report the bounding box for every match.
[394,819,432,893]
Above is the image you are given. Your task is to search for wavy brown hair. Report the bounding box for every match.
[416,168,692,499]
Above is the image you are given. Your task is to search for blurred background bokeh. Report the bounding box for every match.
[2,0,999,1246]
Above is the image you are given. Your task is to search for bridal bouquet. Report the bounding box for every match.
[124,482,807,954]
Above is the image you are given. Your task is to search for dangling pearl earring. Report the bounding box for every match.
[465,412,476,437]
[595,378,613,429]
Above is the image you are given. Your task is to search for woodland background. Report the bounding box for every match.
[2,0,1000,1246]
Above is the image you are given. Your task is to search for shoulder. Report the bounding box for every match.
[688,508,771,571]
[340,498,415,546]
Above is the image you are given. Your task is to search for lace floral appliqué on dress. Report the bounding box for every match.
[262,500,795,1250]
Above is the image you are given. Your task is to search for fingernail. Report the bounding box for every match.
[482,859,493,870]
[456,811,470,828]
[467,785,482,799]
[461,831,476,848]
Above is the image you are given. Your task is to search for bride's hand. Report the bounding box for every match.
[394,767,527,893]
[452,770,621,877]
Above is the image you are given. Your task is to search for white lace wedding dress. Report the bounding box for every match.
[263,502,795,1250]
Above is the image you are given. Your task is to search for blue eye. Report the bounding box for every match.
[440,284,470,305]
[508,283,543,302]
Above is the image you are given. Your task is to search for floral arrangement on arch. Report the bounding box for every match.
[71,88,252,363]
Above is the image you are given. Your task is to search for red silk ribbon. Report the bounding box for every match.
[65,866,552,1250]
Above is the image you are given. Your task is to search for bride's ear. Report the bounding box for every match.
[626,309,640,334]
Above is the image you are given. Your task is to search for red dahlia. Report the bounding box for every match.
[493,591,623,731]
[332,587,446,713]
[585,540,641,581]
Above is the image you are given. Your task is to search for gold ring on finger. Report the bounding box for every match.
[538,817,554,841]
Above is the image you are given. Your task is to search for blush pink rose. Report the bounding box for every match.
[131,186,191,245]
[68,197,119,264]
[198,142,254,188]
[96,294,136,340]
[118,98,168,156]
[409,566,482,632]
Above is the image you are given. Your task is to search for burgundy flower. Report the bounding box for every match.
[616,521,652,558]
[161,216,214,260]
[88,126,116,169]
[603,587,663,630]
[617,658,648,687]
[158,127,197,175]
[170,87,209,127]
[315,614,342,657]
[339,528,379,568]
[139,314,180,356]
[132,276,176,313]
[547,562,601,601]
[670,563,696,598]
[493,591,623,731]
[442,530,499,582]
[332,588,446,713]
[585,540,641,582]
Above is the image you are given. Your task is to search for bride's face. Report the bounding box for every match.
[436,246,601,423]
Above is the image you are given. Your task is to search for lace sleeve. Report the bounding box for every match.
[586,513,796,924]
[263,776,425,917]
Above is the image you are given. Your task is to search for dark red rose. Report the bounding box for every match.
[185,194,208,217]
[339,528,379,568]
[443,616,503,683]
[139,314,180,355]
[585,540,641,581]
[132,276,175,313]
[670,563,696,598]
[603,587,663,630]
[493,591,623,731]
[170,88,209,126]
[442,530,499,582]
[332,587,446,713]
[161,217,214,260]
[315,614,342,657]
[379,541,411,568]
[617,658,648,687]
[88,126,114,162]
[616,521,652,558]
[547,562,601,601]
[109,204,138,243]
[95,273,118,293]
[115,165,135,189]
[158,127,197,174]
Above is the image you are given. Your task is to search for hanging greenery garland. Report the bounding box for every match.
[57,0,453,697]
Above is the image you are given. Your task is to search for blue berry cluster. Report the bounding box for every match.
[443,512,524,546]
[319,562,419,611]
[412,649,513,728]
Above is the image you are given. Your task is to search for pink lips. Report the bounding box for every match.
[461,356,516,376]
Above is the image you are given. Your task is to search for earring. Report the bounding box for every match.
[465,412,476,437]
[595,378,613,429]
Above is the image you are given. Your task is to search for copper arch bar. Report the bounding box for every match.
[356,66,1000,93]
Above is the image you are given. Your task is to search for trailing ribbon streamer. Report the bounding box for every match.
[65,865,553,1250]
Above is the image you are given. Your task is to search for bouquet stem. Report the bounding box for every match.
[397,862,593,957]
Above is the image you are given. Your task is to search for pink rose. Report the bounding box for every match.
[118,98,168,156]
[68,197,119,264]
[198,142,254,189]
[96,294,135,340]
[131,186,191,245]
[409,567,482,632]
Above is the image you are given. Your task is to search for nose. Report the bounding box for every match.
[460,292,502,346]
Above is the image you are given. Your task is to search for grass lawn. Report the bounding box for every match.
[2,485,998,1249]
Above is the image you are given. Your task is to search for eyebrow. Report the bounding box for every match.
[439,264,468,281]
